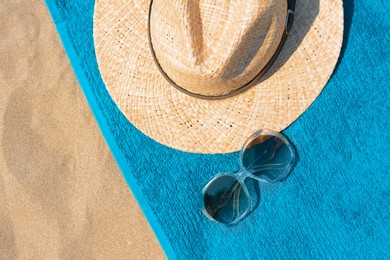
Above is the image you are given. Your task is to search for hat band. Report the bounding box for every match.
[148,0,296,100]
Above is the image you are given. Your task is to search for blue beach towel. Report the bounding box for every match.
[45,0,390,258]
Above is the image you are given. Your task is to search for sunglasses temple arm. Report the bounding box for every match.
[233,184,241,219]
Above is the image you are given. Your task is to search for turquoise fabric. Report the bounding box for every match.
[45,0,390,258]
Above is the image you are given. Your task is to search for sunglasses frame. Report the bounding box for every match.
[201,129,297,225]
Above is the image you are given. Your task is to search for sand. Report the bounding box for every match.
[0,1,165,258]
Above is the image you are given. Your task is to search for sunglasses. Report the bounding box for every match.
[201,129,297,225]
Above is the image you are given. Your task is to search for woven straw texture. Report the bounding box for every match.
[149,1,286,96]
[94,0,343,154]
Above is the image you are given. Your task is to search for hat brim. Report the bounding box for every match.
[93,0,343,154]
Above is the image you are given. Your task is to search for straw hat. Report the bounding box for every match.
[94,0,343,154]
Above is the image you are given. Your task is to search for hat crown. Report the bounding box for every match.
[150,0,287,97]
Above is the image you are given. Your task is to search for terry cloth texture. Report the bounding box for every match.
[45,0,390,259]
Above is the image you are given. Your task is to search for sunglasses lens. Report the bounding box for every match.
[241,131,296,182]
[203,175,251,224]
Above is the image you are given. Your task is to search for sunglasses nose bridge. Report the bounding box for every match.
[236,169,251,183]
[239,168,269,183]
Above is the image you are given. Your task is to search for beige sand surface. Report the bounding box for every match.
[0,1,165,259]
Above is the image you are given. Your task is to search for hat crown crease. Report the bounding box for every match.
[175,0,278,77]
[150,0,287,97]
